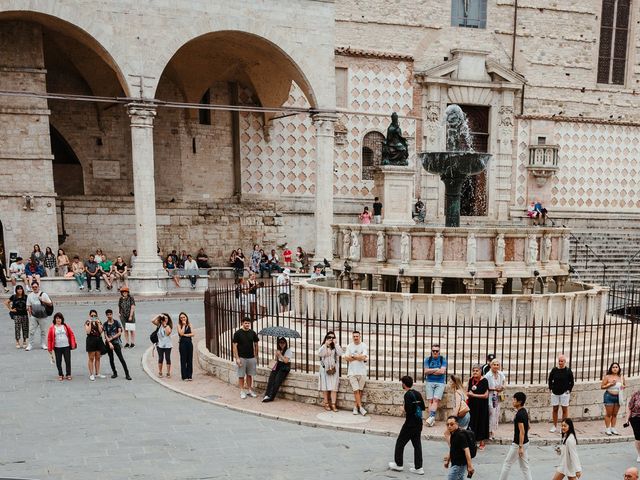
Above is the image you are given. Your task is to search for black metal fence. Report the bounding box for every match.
[205,283,640,385]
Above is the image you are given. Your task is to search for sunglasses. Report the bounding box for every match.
[432,350,440,353]
[327,336,335,339]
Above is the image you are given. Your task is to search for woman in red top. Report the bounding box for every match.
[47,312,77,381]
[282,247,293,267]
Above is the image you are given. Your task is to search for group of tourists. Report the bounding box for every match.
[150,312,194,381]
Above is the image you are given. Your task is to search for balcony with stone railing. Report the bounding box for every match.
[527,144,559,187]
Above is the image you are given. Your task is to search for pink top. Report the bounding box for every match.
[360,212,372,224]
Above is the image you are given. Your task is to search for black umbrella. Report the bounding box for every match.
[258,326,301,339]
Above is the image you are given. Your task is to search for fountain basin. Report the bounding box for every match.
[420,151,491,178]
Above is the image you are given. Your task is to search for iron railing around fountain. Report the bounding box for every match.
[205,282,640,385]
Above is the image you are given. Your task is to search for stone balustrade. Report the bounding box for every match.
[331,225,570,293]
[527,144,559,187]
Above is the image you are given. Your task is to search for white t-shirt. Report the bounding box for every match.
[10,262,25,274]
[54,325,69,348]
[27,291,51,308]
[346,342,368,376]
[277,274,290,294]
[184,259,198,271]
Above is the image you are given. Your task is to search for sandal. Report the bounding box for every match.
[166,373,171,378]
[58,376,64,381]
[66,376,72,380]
[323,402,331,411]
[158,372,163,377]
[331,404,338,412]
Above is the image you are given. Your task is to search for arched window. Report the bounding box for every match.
[362,131,385,180]
[50,125,84,195]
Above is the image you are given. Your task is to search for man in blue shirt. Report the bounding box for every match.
[423,343,447,427]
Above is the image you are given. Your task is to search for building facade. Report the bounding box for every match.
[0,0,638,268]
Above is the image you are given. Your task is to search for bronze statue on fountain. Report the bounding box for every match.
[381,112,409,166]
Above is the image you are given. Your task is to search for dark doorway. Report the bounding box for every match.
[50,125,84,195]
[459,105,489,216]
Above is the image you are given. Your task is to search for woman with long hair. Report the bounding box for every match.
[485,358,507,440]
[177,312,194,381]
[43,247,56,278]
[118,287,136,347]
[84,309,105,381]
[467,364,490,450]
[47,312,77,381]
[449,374,470,429]
[57,248,70,277]
[359,206,372,225]
[318,331,344,412]
[4,285,29,348]
[602,362,626,435]
[263,337,292,402]
[31,244,44,266]
[552,418,582,480]
[233,248,245,280]
[152,313,173,377]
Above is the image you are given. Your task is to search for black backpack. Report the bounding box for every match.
[462,429,478,458]
[150,325,160,344]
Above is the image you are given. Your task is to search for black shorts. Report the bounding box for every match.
[631,417,640,440]
[278,293,289,306]
[86,335,102,352]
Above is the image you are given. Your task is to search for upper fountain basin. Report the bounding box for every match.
[419,151,491,177]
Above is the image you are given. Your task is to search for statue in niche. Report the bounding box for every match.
[542,235,552,263]
[528,234,538,265]
[434,232,443,269]
[381,112,409,166]
[495,233,505,266]
[467,233,477,266]
[560,234,570,265]
[342,230,351,260]
[349,231,361,261]
[400,232,410,264]
[376,231,386,262]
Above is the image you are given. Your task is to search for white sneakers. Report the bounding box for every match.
[97,374,106,379]
[426,415,436,427]
[247,390,257,398]
[388,462,403,472]
[611,427,620,435]
[25,344,33,351]
[409,467,425,475]
[89,374,95,381]
[359,406,367,416]
[240,390,247,399]
[636,455,640,463]
[550,425,557,433]
[353,407,359,415]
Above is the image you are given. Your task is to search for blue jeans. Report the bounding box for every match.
[448,464,467,480]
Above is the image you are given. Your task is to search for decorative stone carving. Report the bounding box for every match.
[434,232,443,270]
[495,277,508,294]
[541,235,552,263]
[431,277,443,294]
[425,102,440,122]
[376,231,386,262]
[560,234,570,265]
[332,230,339,258]
[495,234,505,266]
[342,229,351,260]
[334,118,348,146]
[463,278,477,293]
[528,234,538,265]
[349,231,361,261]
[498,105,514,127]
[467,233,477,267]
[400,232,410,264]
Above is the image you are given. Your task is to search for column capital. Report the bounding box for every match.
[127,103,157,128]
[312,113,338,136]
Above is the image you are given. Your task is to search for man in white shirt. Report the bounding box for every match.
[276,269,291,313]
[9,256,27,287]
[183,254,199,289]
[26,281,52,351]
[345,330,368,415]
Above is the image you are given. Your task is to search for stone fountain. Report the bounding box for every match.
[419,105,491,227]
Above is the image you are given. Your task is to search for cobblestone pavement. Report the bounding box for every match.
[0,298,637,479]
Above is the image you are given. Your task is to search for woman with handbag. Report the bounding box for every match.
[485,358,507,440]
[262,337,292,402]
[152,313,173,377]
[47,312,77,380]
[552,418,582,479]
[318,331,344,411]
[449,374,471,428]
[467,365,490,450]
[5,285,29,348]
[84,309,106,381]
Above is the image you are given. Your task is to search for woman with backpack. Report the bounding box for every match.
[552,418,581,480]
[152,313,173,377]
[318,331,344,411]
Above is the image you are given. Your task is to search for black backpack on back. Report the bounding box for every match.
[462,429,477,458]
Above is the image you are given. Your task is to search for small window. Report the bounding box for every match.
[362,132,385,180]
[199,89,211,125]
[537,136,546,145]
[597,0,630,85]
[335,67,348,108]
[451,0,487,29]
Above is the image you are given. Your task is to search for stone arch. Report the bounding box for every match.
[0,10,130,96]
[362,131,385,180]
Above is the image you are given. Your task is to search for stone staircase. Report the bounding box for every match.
[568,229,640,286]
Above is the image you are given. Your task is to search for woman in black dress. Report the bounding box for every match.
[177,312,194,381]
[467,364,490,450]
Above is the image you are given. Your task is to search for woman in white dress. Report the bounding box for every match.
[552,418,582,479]
[485,358,507,440]
[318,331,344,412]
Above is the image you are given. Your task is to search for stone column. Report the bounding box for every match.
[463,278,477,294]
[555,275,568,293]
[313,114,337,261]
[521,277,535,294]
[128,103,163,277]
[495,277,508,295]
[351,273,363,290]
[373,274,384,292]
[399,276,413,293]
[432,277,443,294]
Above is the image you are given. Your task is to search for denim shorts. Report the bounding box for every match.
[447,464,467,480]
[425,382,446,400]
[457,412,471,429]
[603,391,620,405]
